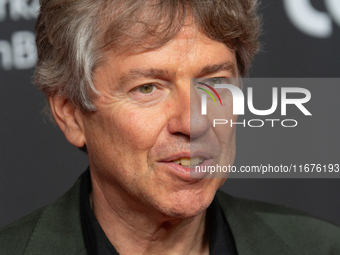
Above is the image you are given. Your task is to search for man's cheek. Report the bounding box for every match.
[116,109,167,150]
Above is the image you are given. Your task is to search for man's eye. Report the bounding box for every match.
[207,77,230,87]
[139,84,155,94]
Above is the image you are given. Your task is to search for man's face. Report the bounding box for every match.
[81,26,237,218]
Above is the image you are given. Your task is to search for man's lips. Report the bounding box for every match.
[160,151,214,163]
[159,159,213,180]
[158,151,215,180]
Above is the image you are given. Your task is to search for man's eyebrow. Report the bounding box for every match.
[197,61,237,77]
[118,68,176,85]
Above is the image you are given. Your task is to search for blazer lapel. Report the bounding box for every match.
[216,191,297,255]
[23,177,87,255]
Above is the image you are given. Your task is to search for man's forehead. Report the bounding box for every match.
[95,25,238,89]
[104,25,236,68]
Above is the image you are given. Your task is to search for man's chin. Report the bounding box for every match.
[162,205,208,220]
[154,192,215,220]
[142,178,223,220]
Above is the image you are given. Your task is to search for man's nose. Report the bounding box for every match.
[167,81,210,139]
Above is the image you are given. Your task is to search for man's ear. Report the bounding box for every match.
[49,95,86,148]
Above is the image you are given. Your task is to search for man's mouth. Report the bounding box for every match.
[171,157,205,168]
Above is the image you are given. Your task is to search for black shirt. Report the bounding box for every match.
[80,169,238,255]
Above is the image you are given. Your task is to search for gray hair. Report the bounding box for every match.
[34,0,261,114]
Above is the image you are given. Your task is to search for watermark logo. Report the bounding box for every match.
[197,82,223,116]
[201,85,312,116]
[197,82,222,106]
[197,79,312,128]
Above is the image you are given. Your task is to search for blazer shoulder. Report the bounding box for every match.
[216,190,340,254]
[0,207,45,254]
[0,174,85,255]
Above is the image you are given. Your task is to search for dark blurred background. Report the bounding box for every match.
[1,0,340,228]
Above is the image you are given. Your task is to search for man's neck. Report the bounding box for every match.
[90,175,209,255]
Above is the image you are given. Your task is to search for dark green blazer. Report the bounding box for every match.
[1,175,340,255]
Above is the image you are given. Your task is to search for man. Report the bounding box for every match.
[1,0,340,254]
